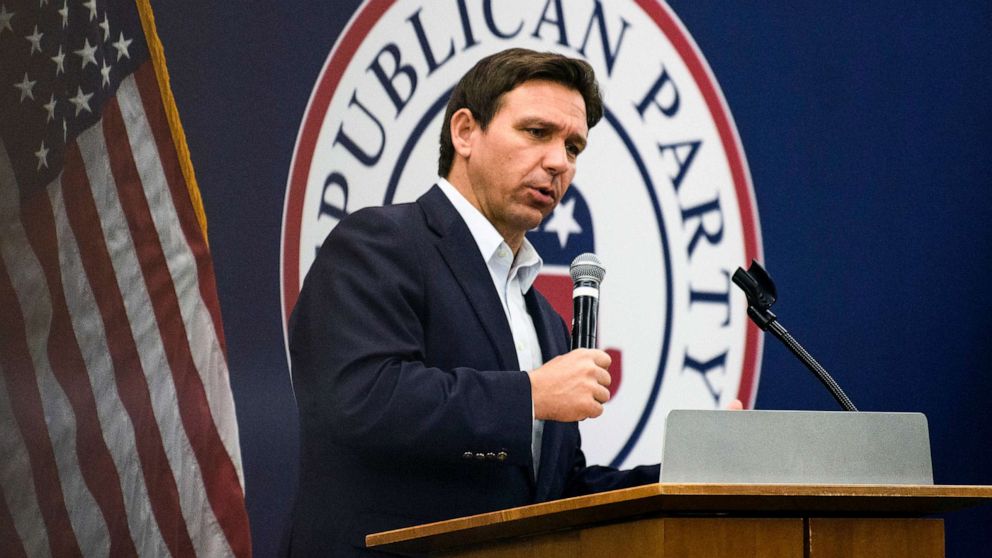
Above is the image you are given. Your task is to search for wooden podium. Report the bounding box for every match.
[367,483,992,557]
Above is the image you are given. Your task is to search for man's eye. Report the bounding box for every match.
[566,144,581,157]
[525,127,546,138]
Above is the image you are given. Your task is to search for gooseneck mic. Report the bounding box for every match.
[570,253,605,349]
[732,260,858,412]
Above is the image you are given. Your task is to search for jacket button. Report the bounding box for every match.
[475,453,486,461]
[496,451,508,462]
[462,452,473,460]
[486,452,496,461]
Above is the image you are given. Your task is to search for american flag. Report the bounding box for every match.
[0,1,250,556]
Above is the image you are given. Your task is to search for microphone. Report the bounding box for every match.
[733,260,858,412]
[570,253,605,349]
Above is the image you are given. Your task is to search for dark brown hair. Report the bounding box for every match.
[437,48,603,177]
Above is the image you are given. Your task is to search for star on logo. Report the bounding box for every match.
[69,86,93,116]
[74,38,98,69]
[112,31,132,61]
[543,197,583,249]
[14,73,36,102]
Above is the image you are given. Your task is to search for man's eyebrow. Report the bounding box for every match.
[516,116,557,129]
[517,117,588,148]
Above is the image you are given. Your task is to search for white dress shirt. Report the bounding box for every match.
[437,178,546,476]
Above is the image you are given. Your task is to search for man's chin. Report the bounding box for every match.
[504,204,553,237]
[522,215,549,235]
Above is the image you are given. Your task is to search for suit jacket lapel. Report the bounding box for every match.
[418,186,519,371]
[526,288,571,502]
[525,288,567,372]
[421,185,571,499]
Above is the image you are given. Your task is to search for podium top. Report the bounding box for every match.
[366,483,992,555]
[660,410,934,485]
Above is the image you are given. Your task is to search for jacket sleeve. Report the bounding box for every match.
[289,207,534,467]
[561,429,661,497]
[545,309,660,497]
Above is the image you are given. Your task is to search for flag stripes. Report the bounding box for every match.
[131,63,229,360]
[0,299,54,556]
[49,179,172,558]
[0,56,249,558]
[0,480,28,558]
[62,134,200,557]
[103,81,236,556]
[118,70,248,553]
[51,174,174,556]
[23,189,139,558]
[0,254,83,558]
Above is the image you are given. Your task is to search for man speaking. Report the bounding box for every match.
[288,48,659,557]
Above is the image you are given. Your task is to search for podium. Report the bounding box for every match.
[366,483,992,557]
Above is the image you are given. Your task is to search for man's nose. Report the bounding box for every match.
[542,142,570,175]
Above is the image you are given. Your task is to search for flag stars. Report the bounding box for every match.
[0,4,14,37]
[100,59,112,88]
[35,141,49,170]
[112,31,131,61]
[43,93,57,122]
[83,0,97,21]
[68,86,93,116]
[51,45,65,75]
[98,13,110,41]
[75,38,98,68]
[25,25,43,54]
[58,0,68,28]
[14,73,36,102]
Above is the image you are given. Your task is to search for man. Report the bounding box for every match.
[288,48,659,557]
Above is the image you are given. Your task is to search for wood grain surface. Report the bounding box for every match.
[367,483,992,555]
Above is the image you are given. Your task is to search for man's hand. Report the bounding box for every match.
[528,349,612,422]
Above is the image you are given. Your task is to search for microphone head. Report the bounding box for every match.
[570,253,605,285]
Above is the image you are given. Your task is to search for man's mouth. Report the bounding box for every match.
[529,184,556,205]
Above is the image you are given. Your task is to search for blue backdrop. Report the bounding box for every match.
[155,2,991,556]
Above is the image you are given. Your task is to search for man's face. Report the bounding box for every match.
[462,80,588,249]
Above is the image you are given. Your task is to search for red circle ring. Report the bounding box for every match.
[280,0,764,406]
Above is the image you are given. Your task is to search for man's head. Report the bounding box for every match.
[440,49,603,251]
[438,48,603,178]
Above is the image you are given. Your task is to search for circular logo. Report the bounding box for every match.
[282,0,763,468]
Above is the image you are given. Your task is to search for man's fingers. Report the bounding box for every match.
[585,401,604,419]
[592,350,611,370]
[531,348,617,422]
[594,366,611,387]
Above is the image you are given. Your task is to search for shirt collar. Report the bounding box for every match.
[437,178,543,292]
[513,237,542,293]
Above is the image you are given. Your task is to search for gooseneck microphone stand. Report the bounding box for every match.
[732,260,859,412]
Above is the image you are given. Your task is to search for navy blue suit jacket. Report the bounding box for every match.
[288,186,658,556]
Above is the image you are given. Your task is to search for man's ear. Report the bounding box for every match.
[450,108,476,159]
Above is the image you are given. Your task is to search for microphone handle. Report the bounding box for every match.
[571,281,599,349]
